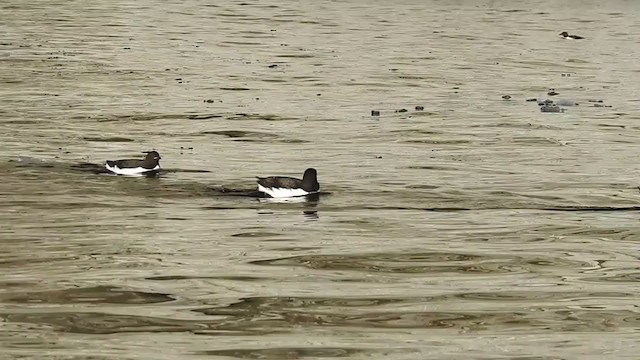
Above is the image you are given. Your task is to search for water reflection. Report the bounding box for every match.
[249,251,591,274]
[258,192,321,219]
[189,295,637,333]
[1,293,635,336]
[302,210,318,220]
[0,286,175,304]
[198,347,368,359]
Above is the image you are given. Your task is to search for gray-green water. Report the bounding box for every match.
[2,0,640,359]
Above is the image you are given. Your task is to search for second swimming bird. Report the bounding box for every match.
[105,151,161,176]
[256,168,319,198]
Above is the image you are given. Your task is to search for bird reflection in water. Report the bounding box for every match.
[258,192,321,219]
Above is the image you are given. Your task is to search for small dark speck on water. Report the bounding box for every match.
[526,98,537,102]
[204,99,214,103]
[123,47,130,50]
[415,105,424,111]
[502,95,511,100]
[376,156,382,159]
[396,108,408,113]
[317,93,321,96]
[548,89,559,96]
[268,64,278,68]
[371,110,380,116]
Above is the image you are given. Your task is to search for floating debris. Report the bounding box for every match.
[540,104,564,113]
[555,99,579,106]
[538,99,555,106]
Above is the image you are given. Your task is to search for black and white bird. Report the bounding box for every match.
[559,31,584,40]
[105,151,161,176]
[256,168,319,198]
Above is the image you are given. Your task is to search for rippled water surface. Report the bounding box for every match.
[2,0,640,358]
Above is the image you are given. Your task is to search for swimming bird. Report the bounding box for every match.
[256,168,319,198]
[105,151,161,176]
[559,31,584,40]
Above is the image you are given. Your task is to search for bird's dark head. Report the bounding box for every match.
[559,31,569,37]
[302,168,319,192]
[303,168,317,181]
[143,151,161,161]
